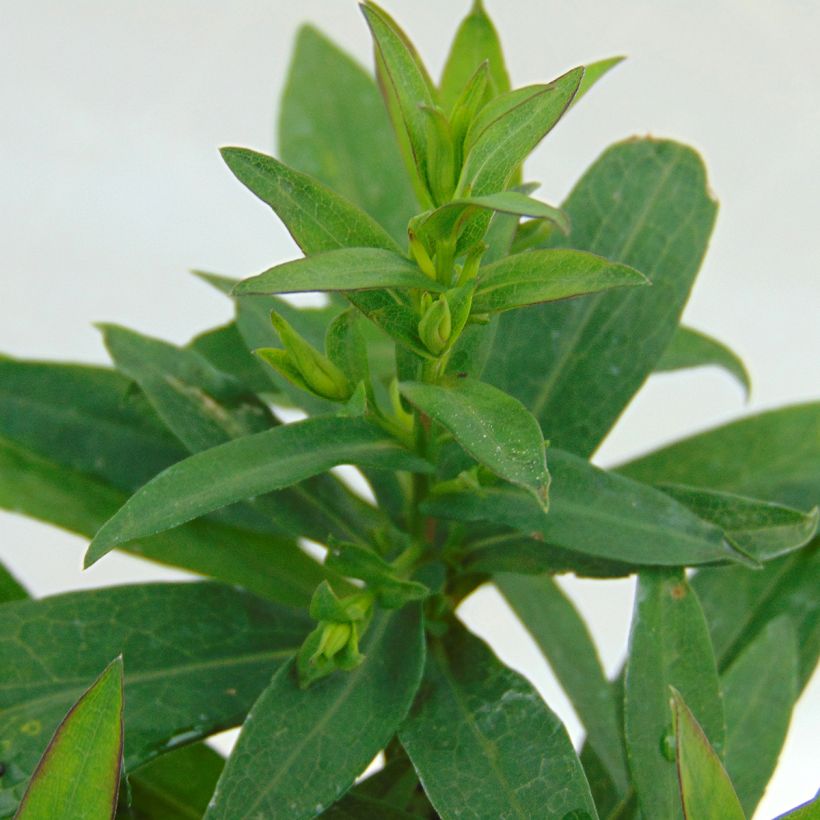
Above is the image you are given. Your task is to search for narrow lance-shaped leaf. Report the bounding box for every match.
[495,573,629,792]
[671,687,745,820]
[571,56,625,107]
[0,583,310,817]
[624,570,726,820]
[233,248,439,296]
[86,415,432,566]
[472,248,648,314]
[205,605,425,820]
[483,139,718,456]
[721,617,798,816]
[278,24,417,242]
[400,378,550,508]
[655,325,751,397]
[15,658,124,820]
[399,620,598,819]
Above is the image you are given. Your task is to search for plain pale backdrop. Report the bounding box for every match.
[1,1,818,817]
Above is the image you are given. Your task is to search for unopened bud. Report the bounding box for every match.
[418,296,452,356]
[314,621,352,662]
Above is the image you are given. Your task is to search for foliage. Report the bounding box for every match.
[0,2,816,818]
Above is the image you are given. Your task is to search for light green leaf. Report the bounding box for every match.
[658,483,818,562]
[572,56,625,106]
[400,378,549,507]
[205,606,425,820]
[423,448,744,567]
[671,687,745,820]
[483,139,718,456]
[775,794,820,819]
[15,658,124,820]
[495,573,629,792]
[399,620,597,819]
[233,248,438,296]
[624,571,725,820]
[472,248,648,314]
[0,584,308,817]
[86,416,431,565]
[655,325,751,397]
[439,0,510,111]
[722,617,798,816]
[278,24,416,242]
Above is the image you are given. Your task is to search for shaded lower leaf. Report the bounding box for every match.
[671,688,745,820]
[0,560,27,604]
[15,658,124,820]
[205,605,425,819]
[399,620,597,819]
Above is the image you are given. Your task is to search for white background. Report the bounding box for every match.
[1,1,818,816]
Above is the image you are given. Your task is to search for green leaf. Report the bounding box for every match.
[120,743,224,820]
[722,617,798,816]
[572,56,625,106]
[100,323,274,452]
[483,139,718,456]
[399,620,597,819]
[326,309,370,387]
[233,248,439,296]
[360,2,437,206]
[655,325,751,396]
[775,794,820,819]
[0,560,27,604]
[86,415,431,566]
[400,378,549,508]
[220,147,401,255]
[424,448,743,567]
[15,658,124,820]
[670,687,745,820]
[279,24,416,243]
[495,573,629,792]
[624,571,725,820]
[472,248,648,314]
[439,0,510,111]
[657,483,818,563]
[204,605,425,819]
[0,583,309,817]
[346,290,434,360]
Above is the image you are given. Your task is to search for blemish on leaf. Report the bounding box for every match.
[19,720,41,736]
[669,583,687,599]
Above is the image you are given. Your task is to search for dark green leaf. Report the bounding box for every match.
[279,24,416,242]
[483,139,718,456]
[346,290,433,360]
[572,56,625,106]
[400,378,549,507]
[624,571,725,820]
[424,448,743,567]
[326,309,370,387]
[399,620,597,819]
[658,483,818,563]
[15,658,124,820]
[670,687,745,820]
[0,583,309,817]
[495,573,629,792]
[655,325,751,396]
[722,616,798,816]
[0,560,27,604]
[86,416,431,565]
[472,248,647,314]
[205,605,425,819]
[233,248,438,296]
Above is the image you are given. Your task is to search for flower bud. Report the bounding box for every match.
[418,295,452,356]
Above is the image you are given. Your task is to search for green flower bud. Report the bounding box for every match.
[314,621,352,662]
[418,295,452,356]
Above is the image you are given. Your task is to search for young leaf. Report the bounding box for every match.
[399,620,598,819]
[671,688,745,820]
[472,248,648,314]
[15,658,124,820]
[423,448,743,567]
[624,571,725,820]
[572,56,625,106]
[400,378,550,508]
[495,573,629,792]
[483,139,718,456]
[0,583,310,815]
[220,147,401,255]
[233,248,439,296]
[86,416,431,566]
[722,617,798,816]
[204,605,425,819]
[439,0,510,111]
[655,325,751,397]
[278,24,416,242]
[658,483,818,562]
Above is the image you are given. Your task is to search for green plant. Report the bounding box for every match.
[0,1,817,817]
